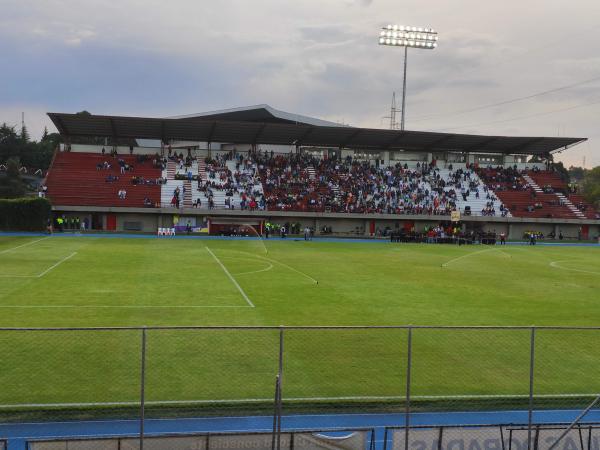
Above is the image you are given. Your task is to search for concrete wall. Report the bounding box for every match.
[116,213,158,232]
[509,222,555,239]
[52,206,599,240]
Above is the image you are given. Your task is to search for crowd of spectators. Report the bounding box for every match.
[254,152,504,216]
[93,151,158,206]
[198,151,265,211]
[476,165,530,191]
[390,224,499,244]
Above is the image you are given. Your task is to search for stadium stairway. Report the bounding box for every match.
[45,152,161,207]
[526,170,593,219]
[568,194,598,219]
[436,169,506,217]
[521,174,543,194]
[166,161,176,179]
[183,181,193,208]
[523,173,585,219]
[494,190,578,219]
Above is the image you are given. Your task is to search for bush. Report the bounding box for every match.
[0,197,51,231]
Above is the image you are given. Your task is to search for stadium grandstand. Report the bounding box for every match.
[43,105,599,239]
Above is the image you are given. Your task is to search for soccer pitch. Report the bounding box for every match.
[0,234,599,414]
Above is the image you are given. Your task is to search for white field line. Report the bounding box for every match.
[228,249,318,284]
[234,263,273,276]
[550,260,600,275]
[205,247,255,307]
[0,274,37,278]
[0,305,252,308]
[263,255,318,284]
[36,252,77,277]
[496,248,513,258]
[441,248,503,268]
[217,248,318,284]
[218,255,273,275]
[1,393,597,409]
[0,236,50,255]
[0,251,77,278]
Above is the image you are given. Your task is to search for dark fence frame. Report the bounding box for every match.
[4,325,600,450]
[26,427,376,450]
[384,423,600,450]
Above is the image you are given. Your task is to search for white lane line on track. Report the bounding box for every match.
[0,236,50,254]
[205,247,255,307]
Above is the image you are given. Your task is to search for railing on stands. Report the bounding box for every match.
[2,326,600,450]
[27,428,376,450]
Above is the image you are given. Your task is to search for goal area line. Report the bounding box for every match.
[0,252,77,278]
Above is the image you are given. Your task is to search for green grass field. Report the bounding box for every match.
[0,234,599,417]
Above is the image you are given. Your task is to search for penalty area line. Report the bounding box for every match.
[205,247,255,308]
[441,248,503,268]
[0,251,77,278]
[550,260,600,275]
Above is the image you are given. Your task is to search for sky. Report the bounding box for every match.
[1,0,599,167]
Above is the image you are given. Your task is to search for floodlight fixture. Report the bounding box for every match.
[377,23,439,130]
[379,24,439,50]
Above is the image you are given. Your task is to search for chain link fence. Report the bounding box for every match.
[1,326,599,448]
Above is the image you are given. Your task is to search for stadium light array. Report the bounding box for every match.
[378,24,439,131]
[378,24,439,49]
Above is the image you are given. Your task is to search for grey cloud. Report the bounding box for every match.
[1,0,598,167]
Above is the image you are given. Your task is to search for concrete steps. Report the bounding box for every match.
[556,192,586,218]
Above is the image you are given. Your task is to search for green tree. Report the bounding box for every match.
[0,123,59,171]
[0,157,26,198]
[582,166,600,207]
[568,166,586,182]
[0,123,20,162]
[551,161,570,182]
[20,124,30,143]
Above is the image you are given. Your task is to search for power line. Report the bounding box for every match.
[429,98,600,132]
[411,75,600,122]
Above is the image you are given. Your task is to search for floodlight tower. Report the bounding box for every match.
[378,24,439,130]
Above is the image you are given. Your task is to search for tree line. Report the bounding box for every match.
[0,123,60,198]
[568,165,600,208]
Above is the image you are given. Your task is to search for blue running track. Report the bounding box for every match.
[3,409,600,450]
[1,231,599,246]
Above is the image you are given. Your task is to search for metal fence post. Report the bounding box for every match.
[277,326,285,450]
[140,326,147,450]
[405,326,413,450]
[527,326,536,450]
